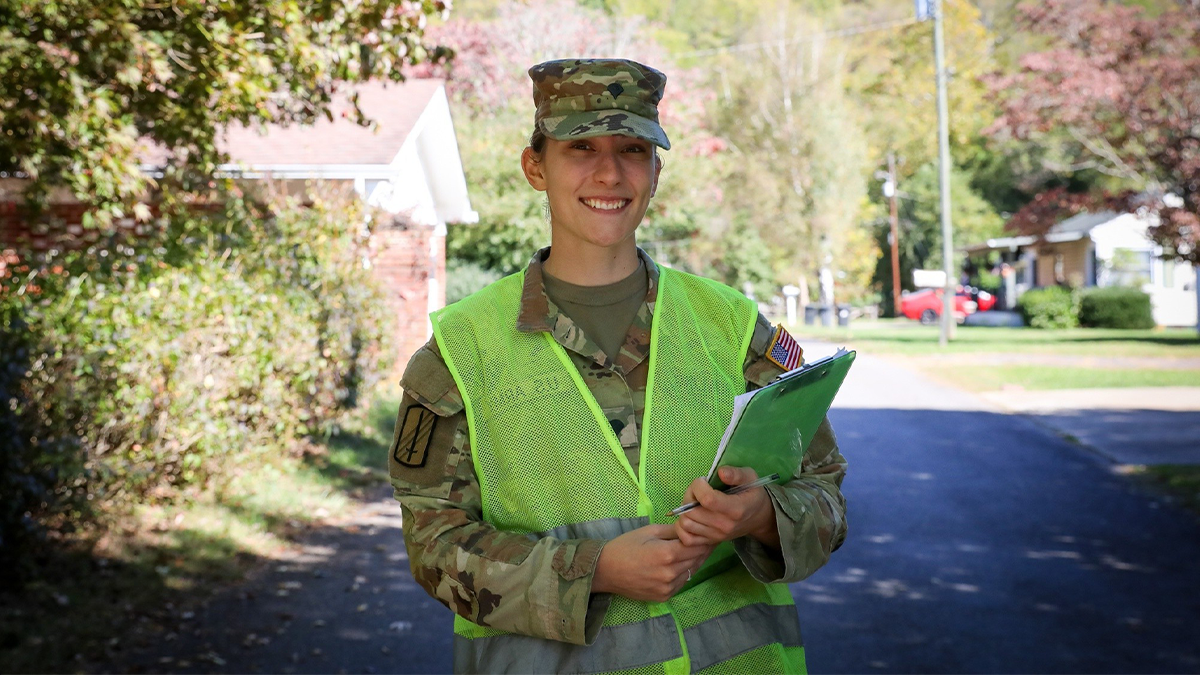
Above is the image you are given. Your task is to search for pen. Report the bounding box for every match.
[668,473,781,517]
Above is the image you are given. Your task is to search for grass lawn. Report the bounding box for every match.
[922,365,1200,392]
[789,319,1200,358]
[0,390,401,674]
[788,319,1200,391]
[1131,465,1200,519]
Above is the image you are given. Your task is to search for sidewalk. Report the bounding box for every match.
[978,387,1200,465]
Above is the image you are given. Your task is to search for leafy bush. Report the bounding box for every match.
[445,259,504,305]
[1079,286,1156,329]
[1017,285,1079,329]
[0,185,394,561]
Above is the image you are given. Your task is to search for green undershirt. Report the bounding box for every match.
[542,259,648,361]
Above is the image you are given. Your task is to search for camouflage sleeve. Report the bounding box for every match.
[390,338,610,645]
[732,314,850,584]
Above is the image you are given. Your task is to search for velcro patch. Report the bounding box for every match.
[393,405,438,468]
[765,326,803,371]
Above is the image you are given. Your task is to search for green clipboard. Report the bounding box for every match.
[707,347,856,489]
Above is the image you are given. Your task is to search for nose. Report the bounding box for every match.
[592,147,622,185]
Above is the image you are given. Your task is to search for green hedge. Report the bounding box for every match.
[0,186,393,560]
[445,259,504,305]
[1079,286,1156,329]
[1017,285,1079,329]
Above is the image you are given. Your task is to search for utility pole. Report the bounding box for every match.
[933,0,956,346]
[886,152,901,316]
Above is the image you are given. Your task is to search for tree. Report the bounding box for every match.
[0,0,449,226]
[416,0,728,276]
[986,0,1200,264]
[844,0,998,173]
[868,161,1005,313]
[713,4,871,305]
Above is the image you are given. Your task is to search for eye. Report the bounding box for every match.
[570,141,592,151]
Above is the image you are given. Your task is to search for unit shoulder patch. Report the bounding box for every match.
[765,326,803,371]
[392,404,438,468]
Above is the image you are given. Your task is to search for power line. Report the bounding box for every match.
[674,14,923,59]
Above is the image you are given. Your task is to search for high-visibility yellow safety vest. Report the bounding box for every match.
[432,264,806,674]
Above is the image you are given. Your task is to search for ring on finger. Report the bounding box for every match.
[687,568,692,581]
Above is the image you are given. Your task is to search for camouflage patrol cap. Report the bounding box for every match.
[529,58,671,150]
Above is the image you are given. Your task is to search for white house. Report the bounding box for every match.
[965,211,1198,327]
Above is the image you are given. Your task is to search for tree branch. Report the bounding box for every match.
[1067,126,1143,182]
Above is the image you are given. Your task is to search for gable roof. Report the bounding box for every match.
[219,79,445,167]
[962,210,1154,253]
[1047,211,1121,237]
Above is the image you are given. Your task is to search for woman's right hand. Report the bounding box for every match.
[591,524,714,602]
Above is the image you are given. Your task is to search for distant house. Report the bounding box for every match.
[1,79,476,362]
[964,211,1198,327]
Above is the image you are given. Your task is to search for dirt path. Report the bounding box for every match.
[106,486,454,674]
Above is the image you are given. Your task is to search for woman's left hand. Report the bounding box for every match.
[673,466,781,549]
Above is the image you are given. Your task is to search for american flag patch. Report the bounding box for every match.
[766,326,803,371]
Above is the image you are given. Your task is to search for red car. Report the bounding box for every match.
[900,286,992,324]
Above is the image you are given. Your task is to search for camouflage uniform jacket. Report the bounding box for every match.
[389,248,848,646]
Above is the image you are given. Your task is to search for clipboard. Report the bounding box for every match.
[707,347,856,489]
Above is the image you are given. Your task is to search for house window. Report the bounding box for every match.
[1107,248,1153,288]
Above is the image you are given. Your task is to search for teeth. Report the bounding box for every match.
[583,199,627,210]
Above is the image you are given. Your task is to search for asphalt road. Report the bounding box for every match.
[115,350,1200,674]
[802,349,1200,673]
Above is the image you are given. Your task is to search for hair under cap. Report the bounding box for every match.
[528,58,671,150]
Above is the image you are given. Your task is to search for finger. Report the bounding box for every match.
[683,503,739,531]
[681,476,706,504]
[664,536,720,562]
[675,518,719,547]
[674,519,703,546]
[679,510,725,534]
[718,465,759,486]
[681,515,732,545]
[692,479,729,510]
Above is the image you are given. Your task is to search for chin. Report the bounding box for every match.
[587,230,639,249]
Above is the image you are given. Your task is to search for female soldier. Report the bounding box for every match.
[389,58,848,674]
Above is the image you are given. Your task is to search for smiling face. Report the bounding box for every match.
[521,134,662,255]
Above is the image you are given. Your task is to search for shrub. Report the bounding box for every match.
[1017,285,1079,329]
[445,259,504,305]
[1079,286,1156,329]
[0,184,394,559]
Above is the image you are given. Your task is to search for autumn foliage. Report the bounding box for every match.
[987,0,1200,263]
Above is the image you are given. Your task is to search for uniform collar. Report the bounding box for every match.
[517,246,659,334]
[517,246,660,373]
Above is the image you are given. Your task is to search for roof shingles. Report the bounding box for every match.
[217,79,445,167]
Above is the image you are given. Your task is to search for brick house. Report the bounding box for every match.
[215,78,477,362]
[1,78,476,364]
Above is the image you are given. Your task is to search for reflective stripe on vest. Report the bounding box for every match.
[454,614,683,674]
[454,597,804,674]
[684,603,804,672]
[434,265,804,674]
